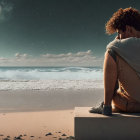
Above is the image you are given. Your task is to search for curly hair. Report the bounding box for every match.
[106,7,140,34]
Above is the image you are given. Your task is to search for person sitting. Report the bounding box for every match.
[89,7,140,116]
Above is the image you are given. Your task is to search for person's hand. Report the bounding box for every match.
[115,35,120,39]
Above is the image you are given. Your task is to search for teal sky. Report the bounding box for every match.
[0,0,139,66]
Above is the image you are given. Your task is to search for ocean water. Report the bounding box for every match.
[0,67,103,90]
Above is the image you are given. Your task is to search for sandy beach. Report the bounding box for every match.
[0,89,103,140]
[0,110,74,140]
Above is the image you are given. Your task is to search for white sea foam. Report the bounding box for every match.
[0,80,103,90]
[0,67,103,90]
[0,67,103,80]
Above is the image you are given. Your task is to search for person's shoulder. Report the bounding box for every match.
[106,39,120,50]
[106,37,140,50]
[120,37,140,45]
[118,37,140,50]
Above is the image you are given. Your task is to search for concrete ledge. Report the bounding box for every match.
[74,107,140,140]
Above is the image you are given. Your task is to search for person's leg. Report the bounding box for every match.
[112,90,128,112]
[89,51,117,115]
[112,90,140,112]
[112,55,140,112]
[103,51,117,106]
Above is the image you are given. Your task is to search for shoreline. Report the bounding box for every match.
[0,88,103,113]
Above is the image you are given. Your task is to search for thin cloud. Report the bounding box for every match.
[0,57,8,61]
[42,50,93,58]
[0,50,104,67]
[15,53,29,59]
